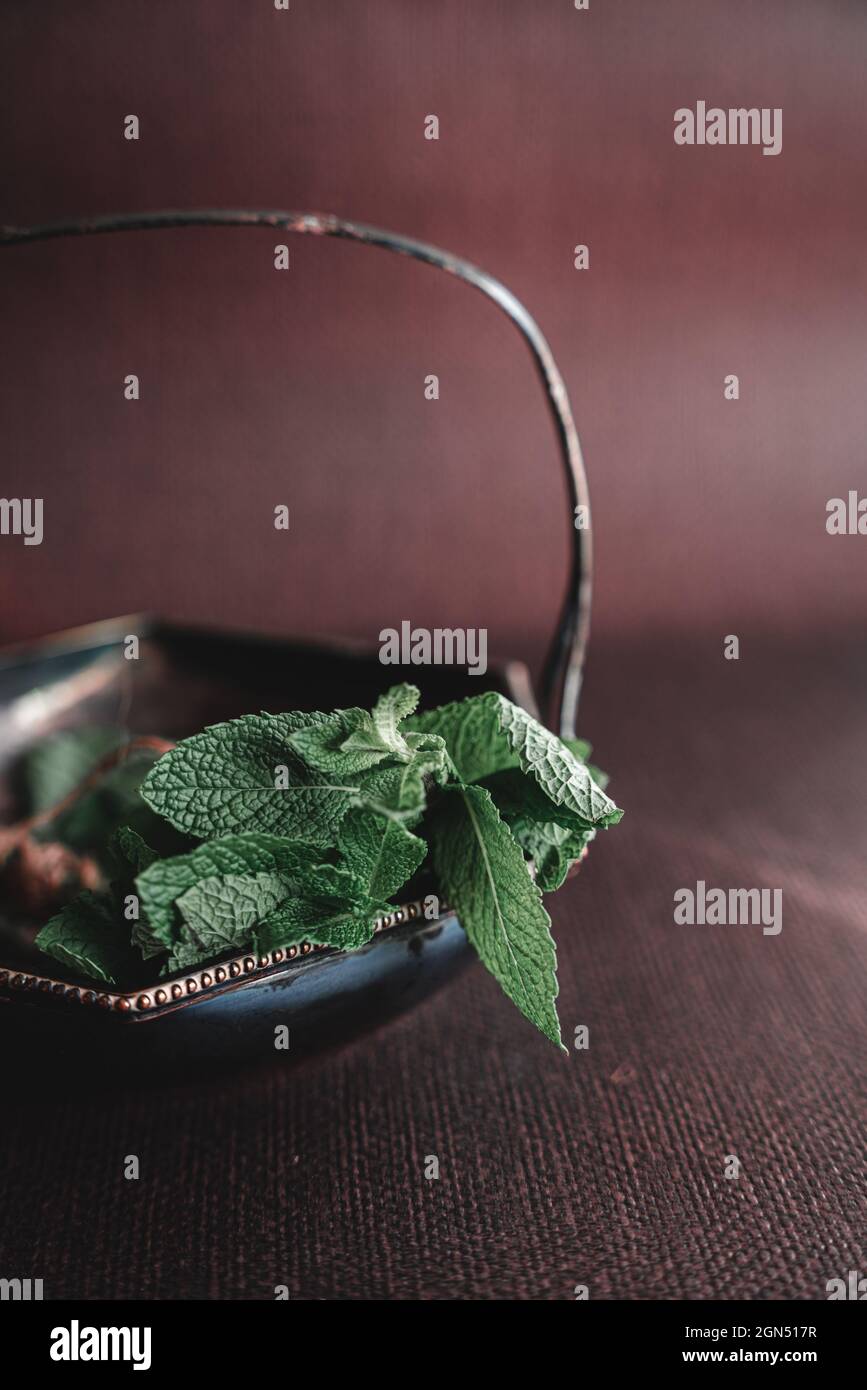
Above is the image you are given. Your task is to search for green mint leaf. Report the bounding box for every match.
[428,783,564,1049]
[338,807,427,901]
[140,711,357,843]
[335,685,419,765]
[300,861,364,899]
[480,768,595,889]
[338,715,406,764]
[479,768,586,829]
[561,734,612,792]
[288,686,420,773]
[146,842,385,975]
[407,694,515,784]
[496,698,621,828]
[404,736,449,790]
[175,872,292,953]
[35,891,140,985]
[412,692,621,828]
[107,827,165,961]
[110,825,159,876]
[368,682,419,755]
[356,734,448,824]
[163,866,375,976]
[289,709,392,774]
[552,738,612,793]
[161,940,214,974]
[130,916,167,962]
[508,817,595,892]
[350,753,436,826]
[135,832,321,948]
[255,895,384,955]
[563,737,592,763]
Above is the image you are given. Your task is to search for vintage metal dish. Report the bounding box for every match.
[0,211,591,1069]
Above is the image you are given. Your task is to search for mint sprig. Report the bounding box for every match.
[29,683,622,1048]
[429,784,565,1049]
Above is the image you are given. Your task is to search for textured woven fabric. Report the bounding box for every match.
[0,635,864,1300]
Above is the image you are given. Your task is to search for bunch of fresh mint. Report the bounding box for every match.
[31,685,622,1047]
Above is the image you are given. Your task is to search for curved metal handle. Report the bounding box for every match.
[1,209,592,737]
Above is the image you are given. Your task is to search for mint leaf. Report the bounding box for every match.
[428,784,564,1049]
[110,825,159,876]
[412,692,621,829]
[479,769,595,890]
[290,685,420,773]
[350,769,422,825]
[176,872,291,952]
[135,833,321,948]
[302,862,363,899]
[163,869,323,973]
[338,807,426,900]
[496,699,621,828]
[563,739,610,794]
[36,891,140,985]
[508,817,595,892]
[162,940,215,973]
[407,694,514,784]
[359,732,447,819]
[144,844,374,974]
[130,916,166,962]
[403,730,449,770]
[140,711,357,843]
[563,737,592,762]
[289,709,393,775]
[107,827,165,960]
[479,768,585,829]
[368,682,419,755]
[255,895,384,955]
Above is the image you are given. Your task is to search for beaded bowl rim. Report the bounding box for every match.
[0,895,451,1023]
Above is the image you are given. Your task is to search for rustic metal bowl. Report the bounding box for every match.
[0,211,591,1071]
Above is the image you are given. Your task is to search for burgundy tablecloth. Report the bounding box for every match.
[0,634,863,1300]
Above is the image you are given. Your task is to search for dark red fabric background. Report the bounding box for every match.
[0,1,865,1303]
[1,0,866,653]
